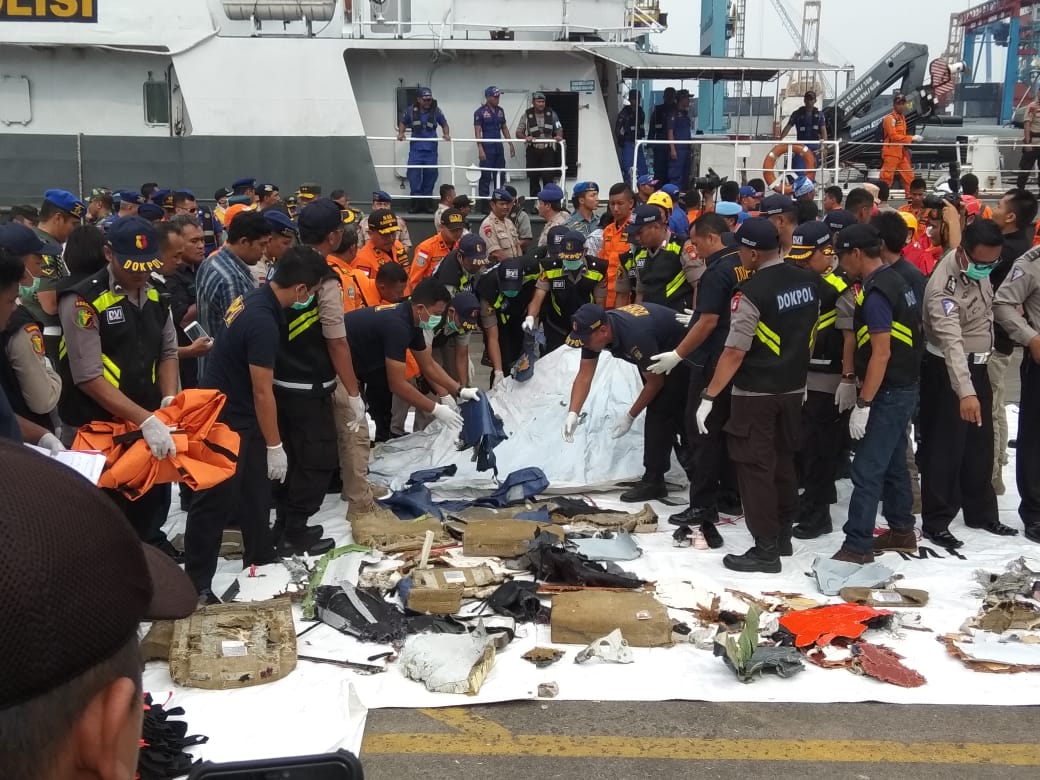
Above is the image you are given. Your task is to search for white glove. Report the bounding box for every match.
[849,405,870,440]
[140,415,176,459]
[695,398,713,435]
[432,403,464,428]
[611,412,636,439]
[522,315,536,333]
[346,394,366,433]
[911,134,924,142]
[266,443,288,482]
[438,394,459,411]
[835,381,858,413]
[493,370,506,385]
[562,411,579,443]
[675,308,694,327]
[648,350,682,375]
[38,432,63,455]
[160,395,175,409]
[458,387,481,402]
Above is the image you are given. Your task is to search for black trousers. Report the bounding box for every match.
[543,321,569,354]
[797,387,845,507]
[644,361,690,481]
[526,144,560,196]
[360,368,393,442]
[918,353,999,533]
[272,391,338,533]
[1018,356,1040,529]
[1017,147,1040,190]
[497,319,526,373]
[684,362,738,508]
[725,392,802,540]
[184,427,275,594]
[104,484,170,547]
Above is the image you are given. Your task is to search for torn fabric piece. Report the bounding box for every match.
[313,584,409,644]
[459,394,508,476]
[777,604,892,648]
[472,467,550,507]
[407,465,458,485]
[378,483,447,521]
[520,531,645,588]
[851,642,926,688]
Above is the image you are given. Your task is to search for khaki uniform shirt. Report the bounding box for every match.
[994,245,1040,346]
[3,312,61,415]
[479,214,522,258]
[537,210,570,247]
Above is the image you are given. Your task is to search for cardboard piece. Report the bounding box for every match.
[169,598,297,690]
[550,590,672,648]
[350,509,452,553]
[463,520,563,558]
[408,564,503,614]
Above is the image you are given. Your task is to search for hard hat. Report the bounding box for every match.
[647,191,673,210]
[899,211,918,231]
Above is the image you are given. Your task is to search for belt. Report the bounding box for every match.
[809,357,837,366]
[43,326,62,337]
[531,142,553,149]
[925,342,990,365]
[273,378,337,392]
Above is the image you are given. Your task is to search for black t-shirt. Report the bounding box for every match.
[202,285,283,431]
[580,302,685,371]
[690,247,745,363]
[345,300,426,375]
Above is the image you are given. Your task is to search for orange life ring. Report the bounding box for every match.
[762,143,817,194]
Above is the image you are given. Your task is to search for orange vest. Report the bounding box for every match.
[686,207,702,225]
[599,220,633,309]
[409,234,454,293]
[354,239,409,279]
[326,255,377,313]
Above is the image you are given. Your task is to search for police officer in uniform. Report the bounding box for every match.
[398,87,451,214]
[479,189,523,262]
[56,217,180,555]
[616,89,647,180]
[535,184,569,247]
[563,301,689,502]
[831,224,923,563]
[786,222,857,539]
[431,233,490,381]
[474,86,516,202]
[693,218,820,573]
[649,87,677,183]
[475,255,541,380]
[516,92,563,196]
[778,90,828,171]
[648,213,747,546]
[100,191,144,233]
[666,90,693,188]
[994,242,1040,543]
[627,204,696,312]
[919,220,1016,548]
[525,229,608,353]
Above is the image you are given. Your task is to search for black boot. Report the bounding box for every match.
[778,528,793,557]
[792,503,833,539]
[723,539,781,573]
[620,478,667,503]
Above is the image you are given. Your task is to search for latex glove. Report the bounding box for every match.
[266,443,288,482]
[493,370,506,385]
[38,432,63,455]
[432,403,464,428]
[695,398,713,435]
[140,415,176,459]
[346,394,366,433]
[849,405,870,440]
[675,308,694,327]
[562,411,579,443]
[648,351,682,375]
[458,387,481,402]
[438,394,459,411]
[611,412,636,439]
[522,315,536,333]
[911,134,924,142]
[160,395,175,409]
[835,381,858,413]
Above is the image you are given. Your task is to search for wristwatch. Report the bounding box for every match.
[841,372,855,380]
[856,397,872,409]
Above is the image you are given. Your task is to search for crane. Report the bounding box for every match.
[767,0,824,97]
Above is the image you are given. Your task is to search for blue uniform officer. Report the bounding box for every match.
[616,89,648,180]
[666,89,693,187]
[474,86,516,199]
[397,87,451,211]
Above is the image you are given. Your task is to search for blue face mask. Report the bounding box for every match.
[291,289,315,310]
[965,261,996,281]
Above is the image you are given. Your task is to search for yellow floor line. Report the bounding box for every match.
[418,707,513,740]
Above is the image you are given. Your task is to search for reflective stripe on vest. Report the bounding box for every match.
[755,321,781,355]
[857,321,914,349]
[288,309,320,341]
[90,288,161,388]
[526,109,555,137]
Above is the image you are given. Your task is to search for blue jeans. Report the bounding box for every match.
[842,383,919,554]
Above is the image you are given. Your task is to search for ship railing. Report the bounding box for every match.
[365,135,567,205]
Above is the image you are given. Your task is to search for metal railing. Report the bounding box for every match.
[366,135,567,202]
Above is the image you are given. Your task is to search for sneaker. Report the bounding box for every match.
[874,528,918,553]
[831,547,874,564]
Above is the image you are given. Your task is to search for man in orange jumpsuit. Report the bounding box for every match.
[598,183,636,308]
[880,94,922,194]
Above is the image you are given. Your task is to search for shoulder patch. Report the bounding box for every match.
[416,251,428,268]
[941,298,958,316]
[74,299,95,330]
[1010,265,1026,282]
[483,225,493,237]
[731,291,742,312]
[23,323,45,356]
[944,275,957,294]
[224,295,245,327]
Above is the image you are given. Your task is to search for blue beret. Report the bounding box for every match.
[117,190,145,206]
[43,189,87,220]
[263,209,298,237]
[572,181,599,196]
[372,190,393,204]
[232,177,256,190]
[491,188,514,203]
[734,217,780,250]
[714,201,742,217]
[0,223,62,257]
[537,184,565,202]
[137,203,165,221]
[485,86,501,98]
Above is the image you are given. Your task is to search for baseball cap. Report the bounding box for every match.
[760,193,797,216]
[552,230,586,261]
[823,209,856,232]
[213,187,232,202]
[572,181,599,196]
[660,183,680,197]
[738,185,759,199]
[372,190,393,204]
[450,291,482,330]
[137,203,165,222]
[714,201,743,217]
[485,86,501,97]
[497,259,526,293]
[537,183,565,202]
[626,203,664,237]
[893,93,907,104]
[106,216,163,272]
[647,191,673,210]
[544,224,571,250]
[458,233,489,264]
[491,188,514,203]
[232,177,257,190]
[298,197,345,234]
[734,217,780,251]
[834,223,882,253]
[787,221,833,260]
[89,186,112,200]
[637,174,659,188]
[117,190,145,206]
[258,183,279,197]
[0,223,62,257]
[566,303,607,347]
[298,182,321,200]
[440,207,466,228]
[452,195,473,208]
[263,209,298,238]
[367,208,400,234]
[43,189,87,220]
[532,91,546,100]
[418,87,433,98]
[0,440,196,710]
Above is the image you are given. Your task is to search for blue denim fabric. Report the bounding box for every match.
[842,383,919,554]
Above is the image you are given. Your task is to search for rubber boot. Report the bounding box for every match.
[722,538,781,573]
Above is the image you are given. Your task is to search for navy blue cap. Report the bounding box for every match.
[0,223,62,257]
[43,189,87,220]
[116,190,145,206]
[537,183,565,202]
[823,209,856,232]
[572,181,599,196]
[418,87,433,98]
[491,188,514,203]
[450,291,482,329]
[714,201,742,217]
[458,233,489,263]
[734,217,780,251]
[636,175,659,187]
[497,259,527,292]
[760,194,797,216]
[485,86,501,97]
[738,185,759,199]
[834,224,882,253]
[263,209,298,237]
[137,203,165,222]
[545,224,570,249]
[372,190,393,204]
[787,221,833,260]
[566,303,607,347]
[299,198,346,234]
[232,177,256,190]
[551,229,586,261]
[660,183,680,197]
[107,216,162,271]
[257,183,278,196]
[625,203,664,237]
[151,189,173,209]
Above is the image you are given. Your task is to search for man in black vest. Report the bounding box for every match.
[475,255,541,382]
[516,92,564,196]
[695,218,820,573]
[831,224,923,563]
[431,233,490,384]
[56,216,180,555]
[627,204,696,312]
